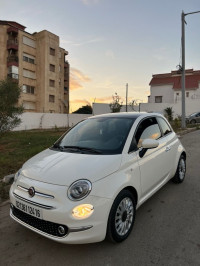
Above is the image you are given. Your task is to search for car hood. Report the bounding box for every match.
[21,149,122,186]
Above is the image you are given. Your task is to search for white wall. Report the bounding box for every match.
[148,85,174,103]
[93,101,200,118]
[93,103,139,116]
[13,113,91,131]
[140,101,200,117]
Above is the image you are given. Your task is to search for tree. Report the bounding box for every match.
[109,93,123,113]
[0,78,23,134]
[164,107,174,122]
[73,105,93,114]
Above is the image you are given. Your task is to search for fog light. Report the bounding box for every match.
[72,204,94,219]
[58,226,66,235]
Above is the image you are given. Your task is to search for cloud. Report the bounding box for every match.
[105,50,115,59]
[80,0,100,6]
[71,99,91,105]
[70,68,91,90]
[92,96,113,103]
[74,37,104,47]
[61,37,104,47]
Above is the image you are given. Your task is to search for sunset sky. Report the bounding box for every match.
[1,0,200,112]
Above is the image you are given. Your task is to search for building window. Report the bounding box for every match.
[23,36,36,48]
[49,79,55,87]
[49,64,55,72]
[59,65,61,72]
[50,48,55,56]
[155,96,162,103]
[49,95,55,103]
[23,69,36,79]
[23,101,36,110]
[186,92,189,97]
[22,85,35,94]
[59,78,61,86]
[59,51,62,59]
[23,53,35,64]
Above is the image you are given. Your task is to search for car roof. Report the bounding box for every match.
[88,112,164,120]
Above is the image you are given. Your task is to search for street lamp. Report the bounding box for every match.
[181,10,200,128]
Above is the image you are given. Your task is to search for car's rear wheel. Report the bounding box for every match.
[106,190,136,243]
[172,155,186,183]
[190,119,196,124]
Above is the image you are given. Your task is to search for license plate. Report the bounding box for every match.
[15,200,43,219]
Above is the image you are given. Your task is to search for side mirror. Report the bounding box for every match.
[139,139,159,158]
[141,139,159,149]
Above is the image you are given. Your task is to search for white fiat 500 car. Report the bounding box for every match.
[10,113,186,244]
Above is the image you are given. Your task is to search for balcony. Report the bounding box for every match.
[64,73,68,81]
[7,73,19,82]
[7,27,18,35]
[7,39,18,50]
[7,55,19,67]
[64,87,68,94]
[64,61,69,68]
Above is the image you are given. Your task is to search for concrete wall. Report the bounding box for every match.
[140,100,200,117]
[148,84,174,103]
[93,103,139,116]
[13,113,91,131]
[93,101,200,118]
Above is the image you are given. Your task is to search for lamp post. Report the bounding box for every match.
[126,83,128,112]
[181,10,200,128]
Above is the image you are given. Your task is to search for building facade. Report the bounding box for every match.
[148,69,200,104]
[0,20,69,113]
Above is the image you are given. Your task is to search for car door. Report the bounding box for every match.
[134,117,171,199]
[156,117,179,174]
[196,112,200,123]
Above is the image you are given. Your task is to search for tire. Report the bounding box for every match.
[172,155,186,183]
[106,190,136,243]
[190,119,196,124]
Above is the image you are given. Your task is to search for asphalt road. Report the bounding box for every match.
[0,130,200,266]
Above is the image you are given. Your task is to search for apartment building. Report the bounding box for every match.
[0,20,69,113]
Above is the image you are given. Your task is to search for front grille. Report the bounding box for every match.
[12,206,68,237]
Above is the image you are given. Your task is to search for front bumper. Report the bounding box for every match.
[9,176,113,244]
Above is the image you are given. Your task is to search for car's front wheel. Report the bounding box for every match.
[172,155,186,183]
[106,190,136,243]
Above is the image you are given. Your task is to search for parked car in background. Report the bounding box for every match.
[186,112,200,124]
[10,113,186,244]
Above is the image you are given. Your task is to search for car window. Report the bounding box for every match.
[135,117,161,148]
[157,117,172,136]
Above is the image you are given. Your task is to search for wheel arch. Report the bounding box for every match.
[181,151,186,160]
[122,186,138,205]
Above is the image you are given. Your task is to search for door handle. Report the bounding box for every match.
[165,146,171,152]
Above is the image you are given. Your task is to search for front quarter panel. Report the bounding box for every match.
[91,152,141,206]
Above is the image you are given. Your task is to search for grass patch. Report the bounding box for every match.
[0,129,66,181]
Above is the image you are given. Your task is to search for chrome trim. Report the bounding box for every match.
[68,225,93,233]
[17,185,54,199]
[13,193,54,210]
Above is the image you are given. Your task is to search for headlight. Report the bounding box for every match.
[68,180,92,201]
[14,169,22,182]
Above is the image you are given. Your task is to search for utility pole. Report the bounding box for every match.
[181,10,200,128]
[126,83,128,112]
[181,11,186,128]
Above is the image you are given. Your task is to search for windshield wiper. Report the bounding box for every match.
[62,146,102,154]
[51,143,64,151]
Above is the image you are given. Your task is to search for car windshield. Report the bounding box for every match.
[54,117,136,155]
